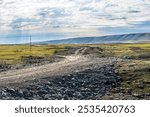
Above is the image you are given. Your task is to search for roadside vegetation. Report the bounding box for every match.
[115,60,150,98]
[90,43,150,59]
[0,45,65,65]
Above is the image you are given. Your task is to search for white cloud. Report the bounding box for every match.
[0,0,150,36]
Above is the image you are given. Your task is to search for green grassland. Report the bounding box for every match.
[0,43,150,98]
[0,43,149,64]
[90,43,150,59]
[0,44,66,64]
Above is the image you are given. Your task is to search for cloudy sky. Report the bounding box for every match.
[0,0,150,44]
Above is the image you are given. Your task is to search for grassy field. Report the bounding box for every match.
[0,43,149,64]
[0,44,66,65]
[0,43,150,97]
[90,43,150,59]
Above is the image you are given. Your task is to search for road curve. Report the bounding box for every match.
[0,47,122,86]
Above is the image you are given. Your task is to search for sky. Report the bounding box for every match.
[0,0,150,44]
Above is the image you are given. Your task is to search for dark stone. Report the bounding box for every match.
[0,64,121,100]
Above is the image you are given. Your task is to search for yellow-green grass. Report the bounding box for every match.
[0,43,150,65]
[0,45,65,64]
[89,43,150,59]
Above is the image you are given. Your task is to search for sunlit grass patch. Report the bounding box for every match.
[0,45,65,64]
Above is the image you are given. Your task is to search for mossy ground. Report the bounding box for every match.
[115,60,150,97]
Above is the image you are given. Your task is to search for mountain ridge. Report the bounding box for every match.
[34,32,150,44]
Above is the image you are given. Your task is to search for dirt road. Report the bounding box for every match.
[0,54,121,85]
[0,47,124,99]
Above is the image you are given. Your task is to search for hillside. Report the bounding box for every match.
[35,32,150,44]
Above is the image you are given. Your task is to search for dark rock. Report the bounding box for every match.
[0,64,121,100]
[132,92,144,98]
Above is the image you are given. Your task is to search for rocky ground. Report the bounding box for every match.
[0,64,121,100]
[0,63,11,72]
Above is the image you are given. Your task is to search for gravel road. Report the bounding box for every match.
[0,48,121,86]
[0,47,123,99]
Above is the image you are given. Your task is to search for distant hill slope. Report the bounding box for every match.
[35,32,150,44]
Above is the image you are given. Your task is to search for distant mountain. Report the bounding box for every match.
[34,32,150,44]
